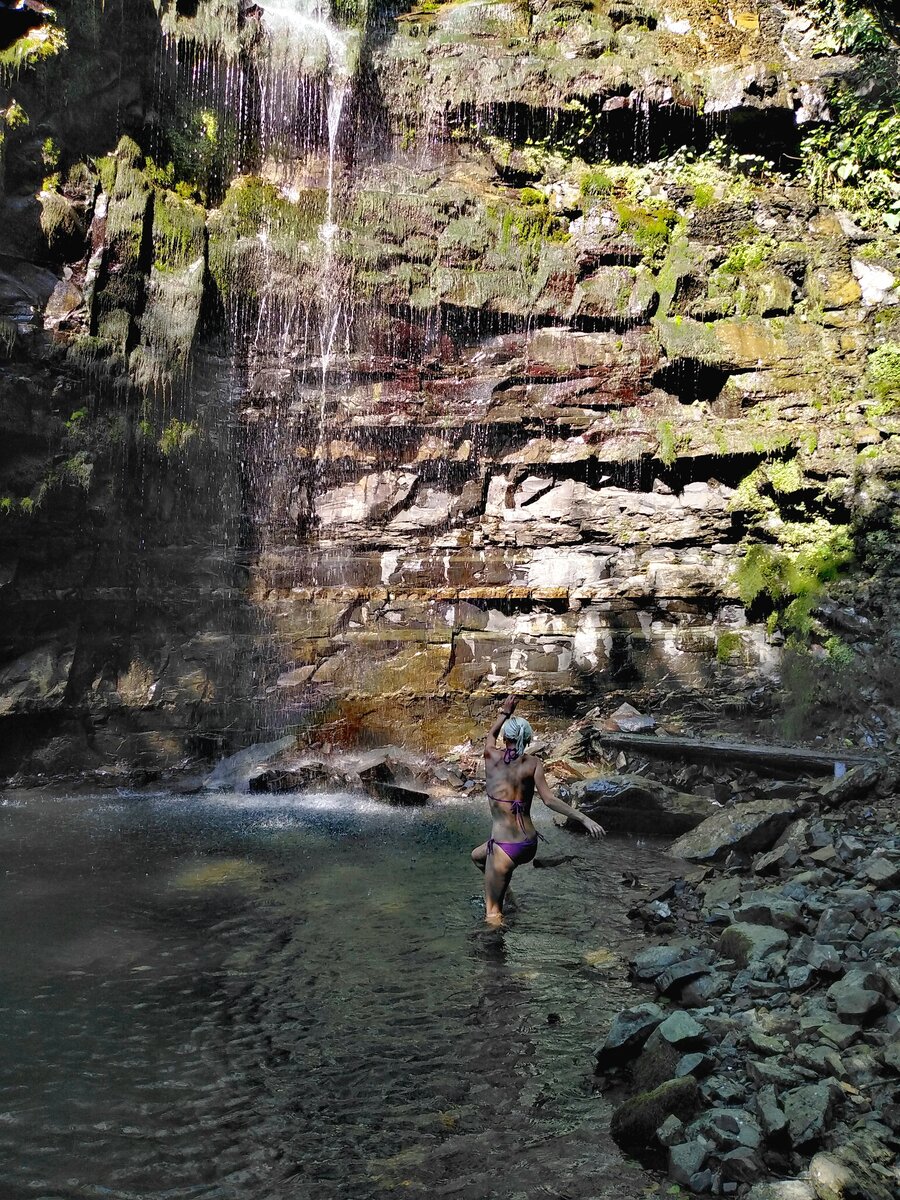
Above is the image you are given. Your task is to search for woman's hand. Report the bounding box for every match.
[581,816,606,838]
[500,694,518,716]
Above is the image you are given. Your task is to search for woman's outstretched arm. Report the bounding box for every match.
[485,694,517,753]
[534,762,606,837]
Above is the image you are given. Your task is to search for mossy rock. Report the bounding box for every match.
[152,190,206,271]
[609,1076,700,1152]
[207,176,326,299]
[38,189,84,254]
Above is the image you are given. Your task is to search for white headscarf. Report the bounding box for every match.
[501,716,533,759]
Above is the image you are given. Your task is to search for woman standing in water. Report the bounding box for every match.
[472,695,606,925]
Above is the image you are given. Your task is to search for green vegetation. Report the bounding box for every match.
[656,418,677,467]
[208,176,327,297]
[579,168,613,199]
[809,0,895,52]
[734,521,854,639]
[716,631,744,663]
[803,83,900,231]
[158,419,198,455]
[0,21,66,73]
[152,190,206,271]
[865,342,900,411]
[614,197,677,265]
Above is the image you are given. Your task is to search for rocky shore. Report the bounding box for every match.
[573,721,900,1200]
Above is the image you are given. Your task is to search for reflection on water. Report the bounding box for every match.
[0,789,673,1199]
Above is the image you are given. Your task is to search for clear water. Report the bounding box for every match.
[0,789,674,1200]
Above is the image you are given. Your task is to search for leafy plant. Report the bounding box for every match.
[802,85,900,231]
[158,419,198,455]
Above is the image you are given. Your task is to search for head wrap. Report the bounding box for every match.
[501,716,533,760]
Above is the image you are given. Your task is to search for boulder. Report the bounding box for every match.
[826,970,887,1024]
[568,773,715,835]
[783,1082,841,1149]
[746,1184,815,1200]
[668,1139,709,1186]
[859,856,900,889]
[609,1076,700,1151]
[670,799,803,863]
[818,763,880,808]
[596,1002,665,1068]
[809,1148,897,1200]
[247,762,330,793]
[630,945,698,981]
[718,922,789,967]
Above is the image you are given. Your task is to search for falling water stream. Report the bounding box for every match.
[0,788,673,1200]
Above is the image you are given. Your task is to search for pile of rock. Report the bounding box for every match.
[594,777,900,1199]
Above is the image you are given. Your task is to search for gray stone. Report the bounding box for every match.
[720,1146,764,1183]
[826,971,887,1024]
[860,856,900,889]
[748,1058,809,1089]
[654,957,713,996]
[754,843,800,874]
[818,763,880,808]
[783,1082,841,1149]
[881,1036,900,1072]
[677,973,729,1007]
[835,835,868,861]
[748,1029,787,1056]
[808,1152,854,1200]
[656,1113,685,1147]
[674,1052,713,1079]
[818,1022,859,1051]
[652,1011,707,1048]
[755,1084,787,1138]
[703,876,743,908]
[862,927,900,956]
[794,1043,844,1078]
[814,908,855,945]
[808,943,843,975]
[746,1184,815,1200]
[596,1002,665,1067]
[689,1169,714,1194]
[788,965,815,989]
[572,773,715,835]
[733,891,804,931]
[630,945,697,981]
[668,1140,709,1186]
[671,799,803,863]
[718,922,789,967]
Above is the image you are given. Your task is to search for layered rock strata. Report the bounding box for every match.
[1,0,899,775]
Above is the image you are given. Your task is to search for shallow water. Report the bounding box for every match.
[0,788,677,1200]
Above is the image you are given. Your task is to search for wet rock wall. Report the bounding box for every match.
[1,0,899,775]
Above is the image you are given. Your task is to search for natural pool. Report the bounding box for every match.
[0,789,677,1199]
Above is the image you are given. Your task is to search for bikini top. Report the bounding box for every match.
[487,794,528,832]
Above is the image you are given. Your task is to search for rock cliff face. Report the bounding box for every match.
[0,0,898,776]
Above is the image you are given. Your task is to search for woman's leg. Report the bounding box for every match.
[471,841,489,872]
[483,845,515,925]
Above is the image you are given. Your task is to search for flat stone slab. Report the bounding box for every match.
[672,799,803,863]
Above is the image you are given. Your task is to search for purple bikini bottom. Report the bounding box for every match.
[487,836,538,866]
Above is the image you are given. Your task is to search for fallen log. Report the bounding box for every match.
[588,732,878,776]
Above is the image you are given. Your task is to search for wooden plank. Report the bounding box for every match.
[590,732,877,775]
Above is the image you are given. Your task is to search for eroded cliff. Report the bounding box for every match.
[0,0,898,778]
